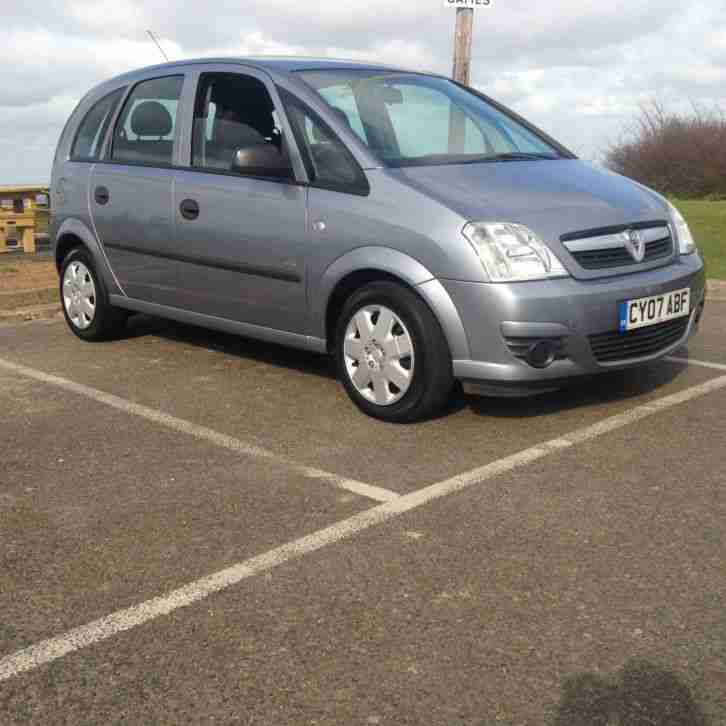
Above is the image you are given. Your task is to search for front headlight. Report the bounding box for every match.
[668,202,697,255]
[462,222,569,282]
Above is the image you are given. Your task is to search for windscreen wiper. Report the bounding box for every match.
[484,152,561,161]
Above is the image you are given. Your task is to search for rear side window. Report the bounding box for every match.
[111,75,183,166]
[70,88,126,161]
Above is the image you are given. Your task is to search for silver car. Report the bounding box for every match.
[51,57,706,422]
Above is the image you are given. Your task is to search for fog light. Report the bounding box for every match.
[527,340,557,368]
[695,300,705,326]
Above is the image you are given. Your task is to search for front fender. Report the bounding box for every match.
[54,217,124,295]
[312,246,471,361]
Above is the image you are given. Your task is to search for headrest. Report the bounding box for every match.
[131,101,173,138]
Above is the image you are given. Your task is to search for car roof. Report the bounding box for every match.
[215,56,410,73]
[106,56,426,85]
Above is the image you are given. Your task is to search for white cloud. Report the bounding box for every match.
[1,0,725,180]
[68,0,146,34]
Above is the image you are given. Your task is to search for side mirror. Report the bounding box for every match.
[232,143,294,180]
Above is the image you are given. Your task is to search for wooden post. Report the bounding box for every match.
[449,8,474,152]
[22,226,36,254]
[452,8,474,86]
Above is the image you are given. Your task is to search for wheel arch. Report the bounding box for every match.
[315,247,470,361]
[54,218,123,295]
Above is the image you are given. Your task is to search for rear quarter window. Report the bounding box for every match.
[70,87,126,161]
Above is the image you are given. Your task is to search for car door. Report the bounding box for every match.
[89,74,185,306]
[171,66,308,332]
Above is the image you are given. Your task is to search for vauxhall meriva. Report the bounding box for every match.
[51,58,706,422]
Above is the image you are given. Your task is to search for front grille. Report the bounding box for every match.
[589,317,689,363]
[572,235,673,270]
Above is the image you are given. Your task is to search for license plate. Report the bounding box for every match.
[619,288,690,332]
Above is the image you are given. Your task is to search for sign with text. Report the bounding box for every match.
[443,0,492,7]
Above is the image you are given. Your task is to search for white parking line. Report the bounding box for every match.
[0,357,398,504]
[2,364,726,682]
[666,355,726,372]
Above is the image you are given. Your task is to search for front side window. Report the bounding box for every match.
[111,75,183,166]
[282,90,368,195]
[192,72,291,179]
[297,70,565,167]
[71,87,125,161]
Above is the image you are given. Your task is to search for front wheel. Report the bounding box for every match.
[335,282,454,422]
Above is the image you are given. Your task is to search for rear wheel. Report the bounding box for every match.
[335,281,454,422]
[60,247,127,341]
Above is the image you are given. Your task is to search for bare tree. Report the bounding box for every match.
[606,100,726,199]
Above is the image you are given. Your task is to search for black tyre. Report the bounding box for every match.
[335,281,454,422]
[60,247,127,341]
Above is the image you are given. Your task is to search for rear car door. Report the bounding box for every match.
[89,74,185,306]
[171,66,308,331]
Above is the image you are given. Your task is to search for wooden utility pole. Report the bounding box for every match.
[449,7,475,152]
[452,8,474,85]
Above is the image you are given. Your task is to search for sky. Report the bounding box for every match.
[2,0,725,183]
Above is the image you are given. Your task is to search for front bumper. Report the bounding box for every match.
[440,253,706,394]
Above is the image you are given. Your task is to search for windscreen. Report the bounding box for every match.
[296,70,566,167]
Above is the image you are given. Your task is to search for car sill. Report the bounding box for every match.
[108,295,327,354]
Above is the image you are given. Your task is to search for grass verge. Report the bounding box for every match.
[674,199,726,280]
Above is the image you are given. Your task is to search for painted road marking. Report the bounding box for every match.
[0,357,398,505]
[667,356,726,372]
[2,368,726,682]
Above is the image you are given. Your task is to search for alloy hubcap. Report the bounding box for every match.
[63,261,96,330]
[343,304,415,406]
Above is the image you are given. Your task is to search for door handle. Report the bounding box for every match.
[180,199,200,220]
[94,186,109,205]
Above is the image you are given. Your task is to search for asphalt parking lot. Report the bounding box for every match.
[1,302,726,725]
